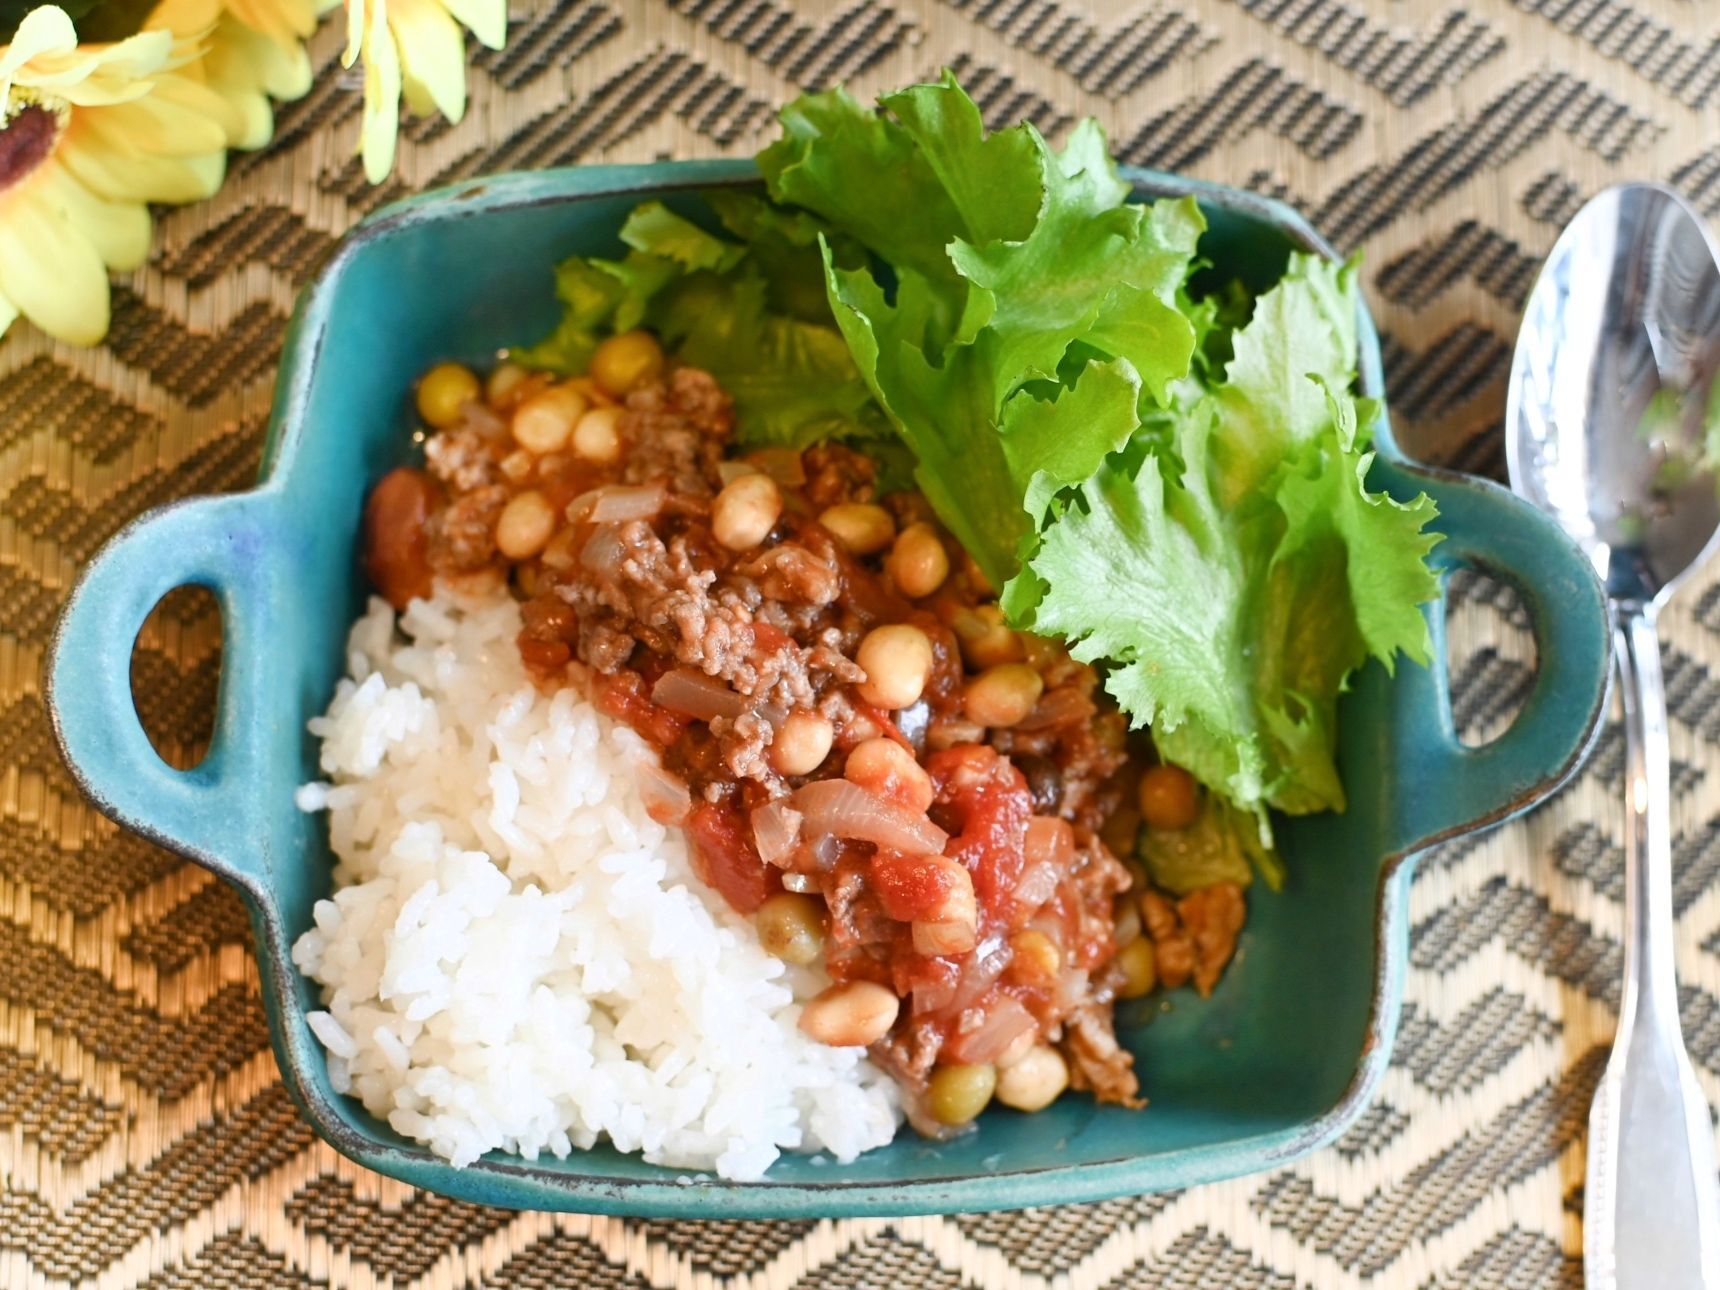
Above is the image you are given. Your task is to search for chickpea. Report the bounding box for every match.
[771,710,834,776]
[1008,929,1061,983]
[484,361,532,411]
[886,522,951,598]
[927,1062,997,1126]
[756,892,826,966]
[571,406,624,463]
[844,737,934,813]
[950,605,1024,670]
[964,663,1045,728]
[1138,764,1201,831]
[798,980,900,1047]
[496,490,557,559]
[512,385,588,454]
[1114,937,1157,999]
[819,503,896,556]
[712,473,783,551]
[415,362,479,429]
[855,624,934,710]
[589,329,664,396]
[995,1045,1069,1112]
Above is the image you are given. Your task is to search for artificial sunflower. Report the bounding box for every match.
[342,0,505,183]
[0,5,229,343]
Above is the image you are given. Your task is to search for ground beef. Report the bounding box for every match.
[427,483,507,572]
[1063,1001,1143,1106]
[424,425,500,491]
[372,357,1251,1130]
[1180,882,1246,996]
[801,442,877,507]
[619,368,733,493]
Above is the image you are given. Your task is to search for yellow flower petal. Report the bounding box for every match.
[58,118,220,204]
[439,0,504,50]
[225,0,321,47]
[0,6,79,91]
[148,0,221,34]
[82,80,229,158]
[33,163,151,269]
[359,3,401,184]
[198,17,307,147]
[12,24,175,107]
[0,289,20,341]
[0,188,111,344]
[223,14,312,100]
[390,0,464,123]
[343,0,368,68]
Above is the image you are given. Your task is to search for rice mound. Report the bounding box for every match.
[290,591,900,1180]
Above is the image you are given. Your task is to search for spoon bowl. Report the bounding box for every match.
[1507,183,1720,608]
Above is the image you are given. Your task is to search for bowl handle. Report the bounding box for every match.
[1372,460,1612,855]
[47,495,277,898]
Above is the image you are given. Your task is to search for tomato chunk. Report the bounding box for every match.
[686,800,772,914]
[595,671,692,748]
[926,745,1033,930]
[869,849,961,922]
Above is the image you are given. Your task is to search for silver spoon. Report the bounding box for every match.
[1507,183,1720,1289]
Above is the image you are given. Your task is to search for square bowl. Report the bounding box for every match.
[46,160,1611,1217]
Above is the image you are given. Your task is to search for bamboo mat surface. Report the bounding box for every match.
[4,0,1719,1284]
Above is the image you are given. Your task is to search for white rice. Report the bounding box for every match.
[291,590,899,1180]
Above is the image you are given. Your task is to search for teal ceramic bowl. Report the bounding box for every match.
[47,161,1611,1218]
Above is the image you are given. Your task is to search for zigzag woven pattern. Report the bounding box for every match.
[2,0,1717,1284]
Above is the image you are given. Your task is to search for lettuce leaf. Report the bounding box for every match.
[1029,255,1442,821]
[518,72,1444,840]
[759,73,1203,587]
[514,197,891,453]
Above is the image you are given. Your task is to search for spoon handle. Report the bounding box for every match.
[1586,608,1720,1290]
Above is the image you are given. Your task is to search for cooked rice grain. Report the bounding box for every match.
[291,591,898,1179]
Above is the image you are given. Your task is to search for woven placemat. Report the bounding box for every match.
[4,0,1719,1284]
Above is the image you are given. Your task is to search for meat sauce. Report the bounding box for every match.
[362,345,1247,1130]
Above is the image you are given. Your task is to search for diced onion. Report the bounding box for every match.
[747,447,806,487]
[945,995,1035,1065]
[589,483,667,523]
[1016,686,1094,731]
[1024,816,1075,868]
[579,525,624,575]
[1055,967,1090,1011]
[912,972,959,1014]
[458,399,507,437]
[1014,861,1060,910]
[895,700,931,753]
[636,761,691,826]
[792,779,949,855]
[948,935,1010,1013]
[717,460,760,486]
[782,872,819,894]
[651,668,750,721]
[751,801,803,868]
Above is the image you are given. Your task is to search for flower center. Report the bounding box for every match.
[0,97,66,194]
